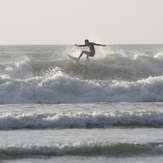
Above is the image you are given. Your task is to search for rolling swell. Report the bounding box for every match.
[1,142,163,158]
[1,111,163,130]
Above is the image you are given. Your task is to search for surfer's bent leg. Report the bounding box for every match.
[79,51,92,60]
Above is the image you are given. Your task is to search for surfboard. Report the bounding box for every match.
[67,54,79,64]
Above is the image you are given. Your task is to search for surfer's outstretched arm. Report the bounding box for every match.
[94,43,106,47]
[75,44,87,47]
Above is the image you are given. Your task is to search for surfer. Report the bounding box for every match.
[75,39,106,60]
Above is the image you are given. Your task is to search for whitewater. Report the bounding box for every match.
[1,44,163,162]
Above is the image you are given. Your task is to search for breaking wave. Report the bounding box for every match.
[0,72,163,104]
[0,48,163,104]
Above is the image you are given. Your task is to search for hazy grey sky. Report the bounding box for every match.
[1,0,163,45]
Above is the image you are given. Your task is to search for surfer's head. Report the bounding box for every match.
[85,39,89,45]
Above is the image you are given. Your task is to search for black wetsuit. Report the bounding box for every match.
[88,42,95,56]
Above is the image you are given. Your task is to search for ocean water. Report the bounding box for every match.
[0,44,163,162]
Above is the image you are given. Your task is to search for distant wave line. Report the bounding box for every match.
[0,111,163,130]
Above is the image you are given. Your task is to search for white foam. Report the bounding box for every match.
[0,74,163,104]
[154,52,163,59]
